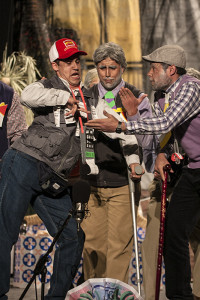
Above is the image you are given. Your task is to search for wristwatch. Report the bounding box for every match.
[115,121,122,133]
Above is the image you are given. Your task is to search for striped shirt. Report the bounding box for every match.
[126,75,200,135]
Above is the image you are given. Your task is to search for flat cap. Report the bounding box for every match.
[142,45,186,69]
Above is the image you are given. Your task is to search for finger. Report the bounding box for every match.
[138,94,148,105]
[71,108,78,116]
[85,120,102,128]
[153,170,162,180]
[65,104,77,115]
[130,169,144,178]
[85,119,95,124]
[103,110,112,118]
[119,87,127,97]
[119,86,126,93]
[85,119,98,124]
[68,98,79,105]
[130,175,142,182]
[125,88,134,98]
[78,108,91,114]
[65,111,73,117]
[85,122,99,129]
[154,173,162,180]
[154,169,160,175]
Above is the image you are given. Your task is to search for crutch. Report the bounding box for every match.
[155,164,171,300]
[128,165,143,295]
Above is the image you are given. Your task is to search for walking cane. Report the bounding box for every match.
[155,164,171,300]
[128,165,143,295]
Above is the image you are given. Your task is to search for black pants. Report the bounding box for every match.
[164,167,200,300]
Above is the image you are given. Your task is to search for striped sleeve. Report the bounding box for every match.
[126,82,200,135]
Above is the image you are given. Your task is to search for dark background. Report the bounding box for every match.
[1,0,200,93]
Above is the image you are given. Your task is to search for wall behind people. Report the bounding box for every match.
[1,0,200,100]
[0,0,14,62]
[139,0,200,98]
[51,0,200,100]
[53,0,143,90]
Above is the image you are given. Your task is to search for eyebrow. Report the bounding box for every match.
[61,57,80,63]
[98,65,117,69]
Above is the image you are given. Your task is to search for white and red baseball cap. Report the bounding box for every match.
[49,38,87,62]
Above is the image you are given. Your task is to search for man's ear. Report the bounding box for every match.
[169,65,177,76]
[51,61,59,72]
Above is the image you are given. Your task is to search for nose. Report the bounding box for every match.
[105,67,111,77]
[72,60,79,69]
[147,69,152,77]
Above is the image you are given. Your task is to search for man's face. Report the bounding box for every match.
[97,57,124,90]
[147,62,172,91]
[52,54,81,88]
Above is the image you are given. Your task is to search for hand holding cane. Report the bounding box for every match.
[155,164,171,300]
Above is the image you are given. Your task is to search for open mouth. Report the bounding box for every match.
[71,72,80,78]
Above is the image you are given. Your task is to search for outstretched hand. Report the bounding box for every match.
[119,87,147,116]
[85,110,125,132]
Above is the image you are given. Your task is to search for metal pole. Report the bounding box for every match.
[128,173,141,295]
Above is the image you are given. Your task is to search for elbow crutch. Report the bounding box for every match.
[155,164,171,300]
[128,166,143,295]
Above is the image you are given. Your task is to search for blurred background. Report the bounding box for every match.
[1,0,200,100]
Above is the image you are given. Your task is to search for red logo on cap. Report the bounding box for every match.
[63,40,77,51]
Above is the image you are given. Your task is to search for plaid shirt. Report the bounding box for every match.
[126,75,200,135]
[7,91,27,142]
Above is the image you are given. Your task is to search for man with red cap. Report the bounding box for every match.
[0,38,89,300]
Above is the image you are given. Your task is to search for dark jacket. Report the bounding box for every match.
[12,75,92,178]
[83,82,141,187]
[0,82,13,158]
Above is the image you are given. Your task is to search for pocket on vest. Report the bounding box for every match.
[22,128,66,158]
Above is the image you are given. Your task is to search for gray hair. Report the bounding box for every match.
[93,42,127,69]
[84,68,99,89]
[186,67,200,80]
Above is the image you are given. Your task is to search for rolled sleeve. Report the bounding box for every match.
[21,81,71,108]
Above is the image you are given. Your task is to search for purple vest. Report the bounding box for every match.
[0,81,13,158]
[158,75,200,169]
